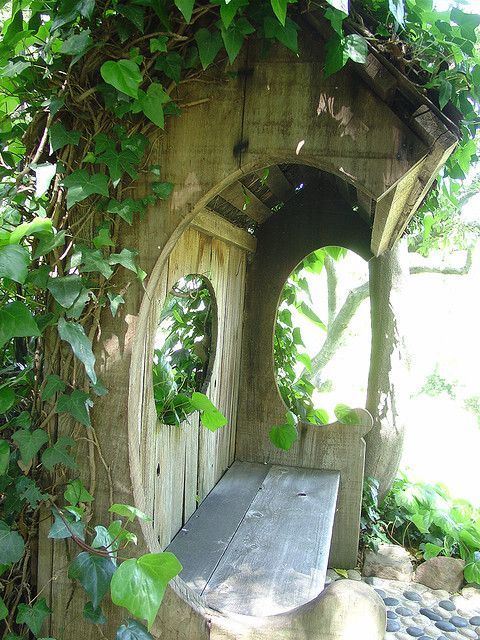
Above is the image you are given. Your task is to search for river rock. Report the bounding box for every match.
[363,544,414,581]
[415,557,465,593]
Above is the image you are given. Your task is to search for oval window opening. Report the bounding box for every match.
[274,246,370,425]
[153,275,217,425]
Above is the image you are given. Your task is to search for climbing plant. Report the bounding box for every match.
[0,0,479,636]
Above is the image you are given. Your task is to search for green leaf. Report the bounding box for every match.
[108,248,139,274]
[344,34,367,64]
[96,147,138,187]
[174,0,194,23]
[0,441,10,475]
[107,292,125,317]
[47,275,84,308]
[48,510,85,539]
[84,601,107,625]
[116,620,154,640]
[221,18,255,64]
[195,28,223,70]
[69,552,116,609]
[9,218,53,244]
[326,0,348,11]
[0,596,7,621]
[270,0,287,26]
[423,542,442,560]
[12,429,49,464]
[139,83,170,128]
[100,59,143,98]
[263,16,298,52]
[65,479,94,505]
[41,436,77,471]
[269,420,297,451]
[152,182,174,199]
[150,36,168,53]
[218,0,248,29]
[41,374,66,401]
[464,558,480,584]
[324,7,346,37]
[190,392,227,431]
[63,170,109,209]
[75,246,114,279]
[57,390,93,427]
[16,599,50,637]
[155,52,183,83]
[107,198,145,225]
[0,244,30,284]
[334,403,359,425]
[58,317,97,384]
[60,30,92,56]
[16,477,46,508]
[49,123,81,152]
[108,504,151,522]
[33,230,67,259]
[0,388,15,413]
[0,523,24,564]
[52,0,95,29]
[111,552,182,629]
[296,301,326,330]
[0,301,41,350]
[438,80,453,110]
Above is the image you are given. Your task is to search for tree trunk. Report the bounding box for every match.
[365,239,409,499]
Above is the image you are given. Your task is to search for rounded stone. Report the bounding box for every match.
[469,616,480,625]
[458,629,478,639]
[439,600,456,611]
[384,597,401,606]
[387,620,401,632]
[417,637,434,640]
[405,591,423,603]
[374,588,386,598]
[419,608,442,622]
[436,620,457,632]
[347,569,362,581]
[387,610,398,619]
[405,627,425,637]
[450,616,468,628]
[397,606,415,616]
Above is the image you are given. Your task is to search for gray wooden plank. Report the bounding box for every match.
[166,461,270,593]
[203,466,340,617]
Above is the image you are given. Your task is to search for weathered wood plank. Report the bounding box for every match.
[166,461,270,593]
[203,466,340,617]
[220,180,272,224]
[191,210,257,253]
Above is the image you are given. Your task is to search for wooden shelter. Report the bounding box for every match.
[41,15,459,640]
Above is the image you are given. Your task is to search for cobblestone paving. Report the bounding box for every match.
[362,577,480,640]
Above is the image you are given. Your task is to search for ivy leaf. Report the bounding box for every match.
[388,0,404,26]
[47,275,84,308]
[69,552,116,609]
[221,18,255,64]
[296,301,326,330]
[0,441,10,475]
[152,181,174,199]
[100,59,143,98]
[174,0,194,23]
[218,0,249,29]
[0,244,30,284]
[96,147,139,187]
[116,619,154,640]
[110,553,182,629]
[75,246,114,279]
[15,599,51,636]
[269,411,298,451]
[52,0,95,29]
[57,390,93,427]
[439,80,453,110]
[33,230,67,259]
[12,429,49,464]
[107,198,145,225]
[108,248,140,274]
[0,301,41,350]
[334,403,359,425]
[324,7,346,36]
[16,477,46,508]
[84,601,107,625]
[117,5,145,32]
[41,374,66,401]
[0,388,15,413]
[63,170,109,209]
[344,33,367,63]
[108,504,151,522]
[48,510,85,539]
[41,436,77,471]
[9,218,53,244]
[49,123,81,152]
[139,83,170,128]
[0,596,7,621]
[60,30,92,57]
[150,36,168,53]
[263,16,298,52]
[0,522,25,564]
[65,479,94,505]
[270,0,287,26]
[195,28,223,69]
[58,318,97,384]
[190,392,227,431]
[107,292,125,317]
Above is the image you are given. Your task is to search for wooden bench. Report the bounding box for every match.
[166,461,340,617]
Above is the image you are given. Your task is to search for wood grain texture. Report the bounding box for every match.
[204,466,340,617]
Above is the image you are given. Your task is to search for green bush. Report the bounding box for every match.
[361,475,480,585]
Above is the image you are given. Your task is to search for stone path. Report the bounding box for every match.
[326,572,480,639]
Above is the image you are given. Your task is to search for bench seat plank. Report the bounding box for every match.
[203,466,340,616]
[166,461,270,592]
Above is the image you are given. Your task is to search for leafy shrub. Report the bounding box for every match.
[464,395,480,427]
[418,366,457,399]
[361,475,480,585]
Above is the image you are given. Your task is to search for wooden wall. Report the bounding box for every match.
[138,221,249,550]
